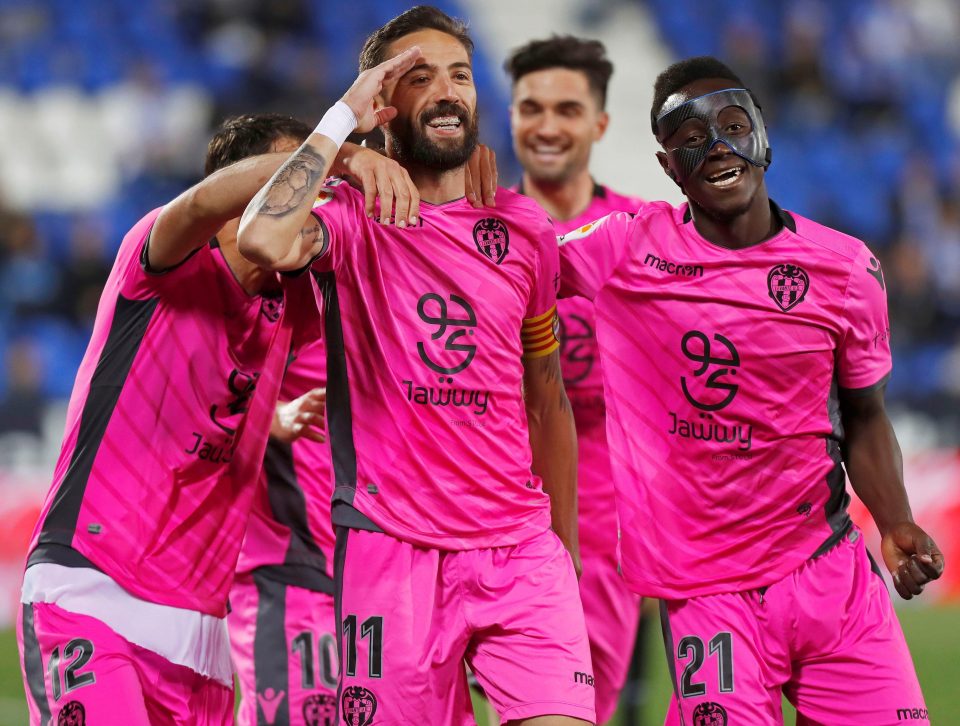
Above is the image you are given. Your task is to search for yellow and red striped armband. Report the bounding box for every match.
[521,305,560,359]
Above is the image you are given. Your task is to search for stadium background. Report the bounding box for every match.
[0,0,958,722]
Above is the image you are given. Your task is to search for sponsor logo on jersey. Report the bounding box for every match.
[303,694,337,726]
[409,292,491,422]
[670,330,753,453]
[767,263,809,312]
[644,253,704,278]
[58,702,85,726]
[680,331,740,411]
[896,707,929,720]
[341,686,378,726]
[558,313,595,386]
[473,217,510,264]
[573,671,595,687]
[692,701,728,726]
[867,256,885,290]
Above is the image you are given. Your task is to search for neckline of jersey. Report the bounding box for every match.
[679,199,796,254]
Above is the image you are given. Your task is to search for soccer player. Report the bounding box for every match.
[16,110,413,724]
[238,7,595,724]
[557,56,944,725]
[505,35,643,726]
[229,339,337,726]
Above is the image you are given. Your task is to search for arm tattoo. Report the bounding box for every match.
[537,353,563,386]
[257,146,326,218]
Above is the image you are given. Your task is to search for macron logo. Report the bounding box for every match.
[573,671,595,687]
[644,253,703,278]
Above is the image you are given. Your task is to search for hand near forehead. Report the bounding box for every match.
[341,46,424,133]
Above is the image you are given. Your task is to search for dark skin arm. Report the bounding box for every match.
[840,387,944,599]
[524,350,581,577]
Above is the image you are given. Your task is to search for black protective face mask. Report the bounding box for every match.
[656,88,772,182]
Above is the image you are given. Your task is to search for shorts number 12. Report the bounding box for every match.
[343,615,383,678]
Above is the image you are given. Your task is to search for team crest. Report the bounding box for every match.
[303,694,338,726]
[473,218,510,264]
[692,701,728,726]
[341,686,378,726]
[767,263,809,312]
[58,701,85,726]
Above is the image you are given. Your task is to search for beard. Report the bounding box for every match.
[387,101,480,171]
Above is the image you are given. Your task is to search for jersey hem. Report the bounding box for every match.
[348,492,553,550]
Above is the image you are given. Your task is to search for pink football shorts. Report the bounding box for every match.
[335,526,596,724]
[229,572,338,726]
[579,549,641,724]
[660,529,928,725]
[18,601,232,725]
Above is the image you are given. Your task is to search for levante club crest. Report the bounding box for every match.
[342,686,378,726]
[473,217,510,264]
[692,701,728,726]
[767,263,809,312]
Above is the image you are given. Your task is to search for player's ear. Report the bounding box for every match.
[594,110,610,141]
[656,151,680,186]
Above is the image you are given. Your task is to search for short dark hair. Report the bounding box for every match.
[204,113,313,177]
[359,5,473,72]
[504,35,614,109]
[650,56,748,135]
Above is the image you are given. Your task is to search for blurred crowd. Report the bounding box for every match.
[1,0,960,448]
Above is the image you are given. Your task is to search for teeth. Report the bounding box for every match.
[428,117,460,128]
[707,167,743,186]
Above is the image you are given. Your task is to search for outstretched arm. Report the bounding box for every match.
[524,350,580,577]
[238,45,423,271]
[148,152,293,272]
[841,388,944,599]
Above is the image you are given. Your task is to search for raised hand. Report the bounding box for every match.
[341,46,424,134]
[881,521,945,599]
[335,144,420,226]
[464,143,498,209]
[271,387,327,444]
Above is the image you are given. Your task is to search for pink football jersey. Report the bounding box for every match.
[309,180,561,549]
[235,334,335,587]
[531,184,644,554]
[559,201,892,599]
[28,208,314,616]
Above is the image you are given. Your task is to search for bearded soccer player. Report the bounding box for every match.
[557,56,944,725]
[239,7,594,724]
[505,35,643,726]
[16,111,411,724]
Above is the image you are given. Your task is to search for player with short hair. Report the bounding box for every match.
[505,35,643,726]
[558,56,944,725]
[238,6,594,724]
[16,110,411,724]
[229,336,339,726]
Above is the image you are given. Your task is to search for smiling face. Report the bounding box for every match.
[656,77,768,221]
[510,67,608,184]
[380,28,479,171]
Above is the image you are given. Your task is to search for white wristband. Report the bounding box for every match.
[313,101,358,149]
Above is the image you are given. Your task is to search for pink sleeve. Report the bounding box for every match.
[117,207,184,299]
[521,218,561,360]
[557,212,633,300]
[308,179,363,272]
[837,248,892,392]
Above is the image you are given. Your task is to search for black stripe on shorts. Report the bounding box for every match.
[253,572,290,726]
[21,603,52,725]
[659,600,687,726]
